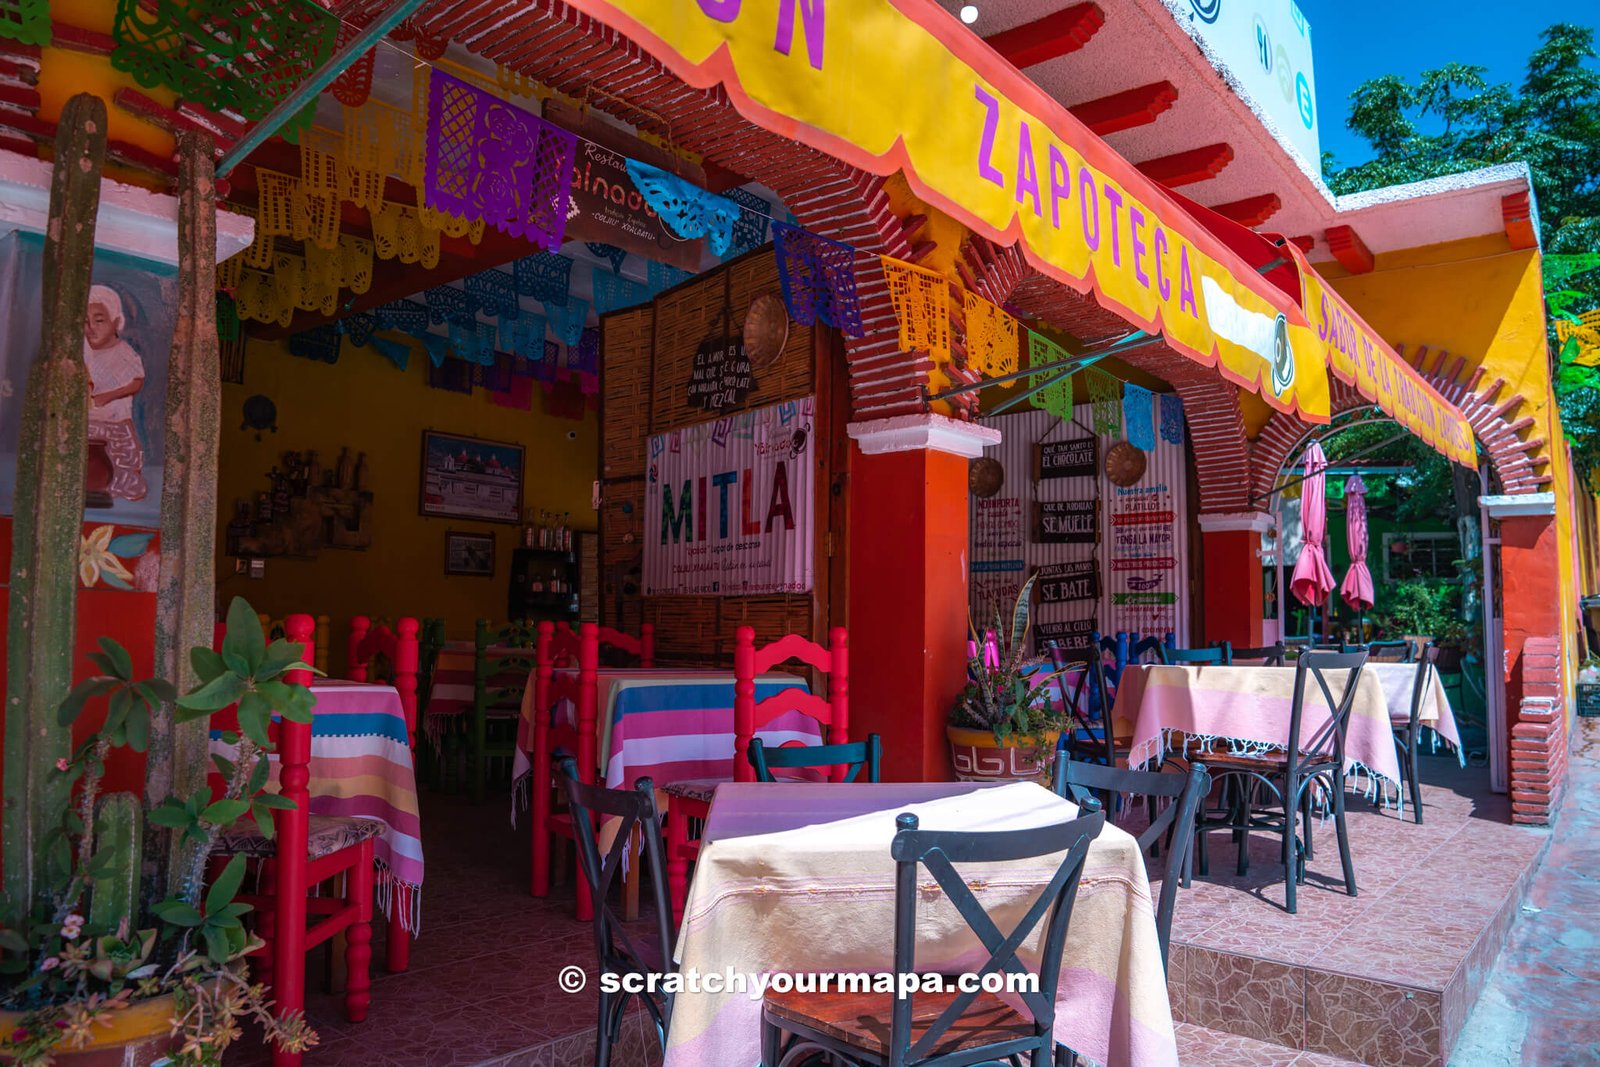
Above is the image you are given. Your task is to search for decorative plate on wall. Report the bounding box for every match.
[969,457,1004,498]
[1104,440,1147,486]
[743,292,791,369]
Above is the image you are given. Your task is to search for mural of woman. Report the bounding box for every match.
[84,283,148,501]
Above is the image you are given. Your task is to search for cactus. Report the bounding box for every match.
[89,792,142,934]
[144,131,222,905]
[1,94,107,914]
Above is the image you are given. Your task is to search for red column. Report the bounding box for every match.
[1197,513,1271,648]
[845,416,999,782]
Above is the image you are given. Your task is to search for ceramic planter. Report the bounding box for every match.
[946,725,1061,782]
[1,994,177,1067]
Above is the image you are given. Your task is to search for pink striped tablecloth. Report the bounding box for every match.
[512,667,821,789]
[1367,661,1463,762]
[208,680,425,932]
[666,781,1178,1067]
[1112,664,1401,792]
[421,639,528,742]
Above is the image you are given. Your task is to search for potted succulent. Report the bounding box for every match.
[0,599,319,1066]
[947,576,1070,782]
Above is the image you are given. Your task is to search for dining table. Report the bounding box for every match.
[666,780,1179,1067]
[512,666,822,791]
[1111,662,1404,799]
[420,638,528,745]
[207,679,425,934]
[1364,660,1464,762]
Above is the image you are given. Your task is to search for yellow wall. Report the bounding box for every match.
[1326,235,1589,680]
[215,335,599,660]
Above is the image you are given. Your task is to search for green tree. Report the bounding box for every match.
[1324,24,1600,478]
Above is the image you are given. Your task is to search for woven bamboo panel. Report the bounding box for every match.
[601,306,654,480]
[649,252,814,434]
[600,251,819,652]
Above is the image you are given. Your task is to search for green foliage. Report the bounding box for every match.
[1325,24,1600,477]
[0,597,320,1066]
[1374,580,1461,640]
[951,575,1070,748]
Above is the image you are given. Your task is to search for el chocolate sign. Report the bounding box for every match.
[1033,437,1097,480]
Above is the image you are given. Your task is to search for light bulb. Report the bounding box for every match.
[960,5,979,24]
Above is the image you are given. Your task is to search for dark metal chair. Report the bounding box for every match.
[748,734,883,783]
[1160,641,1231,666]
[1053,760,1211,967]
[1361,639,1417,663]
[760,808,1106,1067]
[1192,649,1368,913]
[1129,634,1166,664]
[1391,645,1439,824]
[1044,641,1117,770]
[1227,642,1287,666]
[557,757,674,1067]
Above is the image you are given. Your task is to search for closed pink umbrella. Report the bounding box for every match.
[1290,441,1336,606]
[1340,474,1375,612]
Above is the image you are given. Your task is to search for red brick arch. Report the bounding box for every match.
[413,1,918,416]
[957,237,1257,513]
[1248,346,1552,498]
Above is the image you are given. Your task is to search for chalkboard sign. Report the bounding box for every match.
[687,334,755,410]
[1034,499,1098,544]
[1034,438,1098,480]
[1035,617,1099,652]
[1036,560,1099,604]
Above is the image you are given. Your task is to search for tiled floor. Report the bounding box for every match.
[224,745,1562,1067]
[1448,716,1600,1066]
[1164,753,1550,1066]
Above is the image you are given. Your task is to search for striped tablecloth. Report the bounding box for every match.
[1366,661,1463,762]
[513,667,821,789]
[1112,664,1402,793]
[421,639,529,743]
[209,680,425,933]
[665,781,1178,1067]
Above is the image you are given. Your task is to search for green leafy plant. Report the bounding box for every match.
[0,598,321,1066]
[950,575,1070,751]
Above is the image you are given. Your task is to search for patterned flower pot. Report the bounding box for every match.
[1,994,177,1066]
[946,726,1061,782]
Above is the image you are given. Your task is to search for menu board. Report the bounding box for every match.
[1034,499,1097,544]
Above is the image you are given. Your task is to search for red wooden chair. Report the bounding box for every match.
[664,625,848,921]
[213,614,378,1067]
[529,621,654,919]
[344,615,419,974]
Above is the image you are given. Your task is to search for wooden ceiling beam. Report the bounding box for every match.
[1209,193,1281,228]
[1134,142,1234,188]
[982,3,1105,70]
[1067,81,1178,136]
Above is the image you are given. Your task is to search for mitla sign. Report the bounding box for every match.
[661,462,796,544]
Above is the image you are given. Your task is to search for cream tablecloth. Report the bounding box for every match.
[665,781,1179,1067]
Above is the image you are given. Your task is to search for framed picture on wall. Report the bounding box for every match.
[444,530,496,577]
[419,430,525,524]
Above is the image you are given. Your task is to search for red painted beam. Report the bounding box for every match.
[1135,142,1234,188]
[1287,234,1315,253]
[1502,191,1537,250]
[48,20,115,56]
[1325,224,1375,274]
[1068,81,1178,136]
[1210,193,1281,227]
[983,3,1105,70]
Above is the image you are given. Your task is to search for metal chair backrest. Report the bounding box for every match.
[1228,642,1286,666]
[1287,649,1369,782]
[1361,639,1416,663]
[1397,645,1440,737]
[1162,642,1231,666]
[1044,641,1113,767]
[1053,760,1210,967]
[748,734,882,783]
[1130,634,1167,665]
[888,809,1105,1067]
[557,758,674,1034]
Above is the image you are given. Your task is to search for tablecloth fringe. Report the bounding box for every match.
[375,859,424,935]
[510,770,531,828]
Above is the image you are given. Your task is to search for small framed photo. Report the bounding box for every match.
[444,530,496,578]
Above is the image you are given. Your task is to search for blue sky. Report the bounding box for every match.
[1297,0,1596,168]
